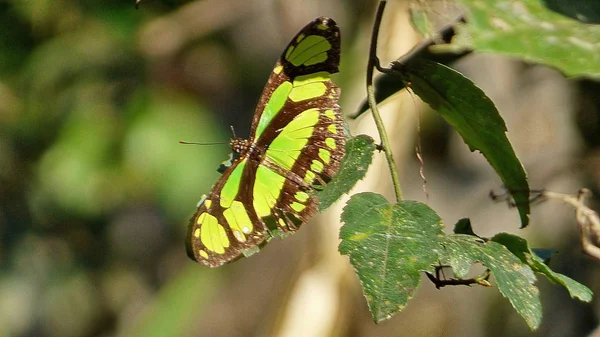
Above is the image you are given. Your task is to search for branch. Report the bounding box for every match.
[543,189,600,260]
[491,188,600,261]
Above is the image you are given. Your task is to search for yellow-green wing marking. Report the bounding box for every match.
[186,17,345,267]
[186,158,268,267]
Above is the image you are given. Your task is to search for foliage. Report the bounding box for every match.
[317,135,376,211]
[336,0,596,329]
[437,0,600,79]
[396,58,529,227]
[339,193,443,322]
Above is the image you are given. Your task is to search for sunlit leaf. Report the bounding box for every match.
[441,234,541,330]
[339,193,443,322]
[435,0,600,78]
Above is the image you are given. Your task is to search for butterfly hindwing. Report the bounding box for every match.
[186,158,269,267]
[187,17,344,267]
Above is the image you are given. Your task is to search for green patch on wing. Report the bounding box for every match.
[255,82,293,139]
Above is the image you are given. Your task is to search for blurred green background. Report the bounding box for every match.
[1,1,599,337]
[0,1,367,336]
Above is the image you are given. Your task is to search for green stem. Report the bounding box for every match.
[367,0,403,202]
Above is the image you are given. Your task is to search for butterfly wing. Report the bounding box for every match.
[187,17,345,267]
[249,17,345,233]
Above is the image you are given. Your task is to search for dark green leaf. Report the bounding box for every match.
[531,248,558,264]
[402,58,530,227]
[354,73,406,119]
[543,0,600,24]
[339,193,443,322]
[317,135,376,211]
[492,233,592,302]
[453,218,477,236]
[442,234,541,329]
[354,59,469,118]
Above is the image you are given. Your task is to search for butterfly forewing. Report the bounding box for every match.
[187,17,345,267]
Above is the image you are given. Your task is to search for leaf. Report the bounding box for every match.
[435,0,600,78]
[409,1,467,38]
[441,234,542,330]
[492,233,593,302]
[353,56,469,119]
[399,58,530,227]
[410,5,435,38]
[317,135,376,211]
[531,248,557,264]
[544,0,600,24]
[353,73,406,119]
[339,193,443,322]
[453,218,477,236]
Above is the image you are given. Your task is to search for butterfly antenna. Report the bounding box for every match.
[229,125,238,139]
[179,140,228,146]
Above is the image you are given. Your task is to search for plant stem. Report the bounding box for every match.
[367,0,403,202]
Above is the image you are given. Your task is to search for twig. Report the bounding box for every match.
[489,188,546,208]
[367,0,403,202]
[493,188,600,260]
[426,267,491,289]
[542,189,600,260]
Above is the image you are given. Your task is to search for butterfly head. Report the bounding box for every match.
[230,137,251,155]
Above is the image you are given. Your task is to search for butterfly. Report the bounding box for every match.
[186,17,345,267]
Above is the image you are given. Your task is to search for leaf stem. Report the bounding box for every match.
[367,0,403,201]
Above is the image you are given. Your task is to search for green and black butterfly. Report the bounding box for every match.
[186,17,345,267]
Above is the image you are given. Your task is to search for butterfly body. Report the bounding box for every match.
[187,17,345,267]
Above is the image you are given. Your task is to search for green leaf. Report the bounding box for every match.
[453,218,477,236]
[339,193,443,322]
[492,233,593,302]
[441,234,542,329]
[436,0,600,78]
[409,5,435,38]
[543,0,600,24]
[353,73,406,119]
[401,58,530,227]
[531,248,557,264]
[317,135,376,211]
[354,57,469,118]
